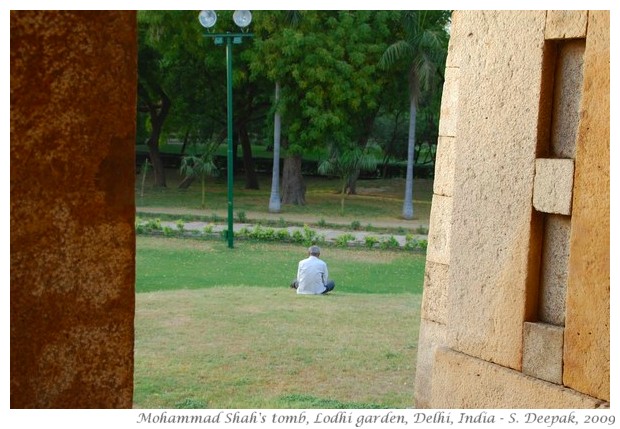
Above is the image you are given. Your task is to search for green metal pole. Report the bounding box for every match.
[226,36,234,248]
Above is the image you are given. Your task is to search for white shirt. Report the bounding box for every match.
[296,255,328,295]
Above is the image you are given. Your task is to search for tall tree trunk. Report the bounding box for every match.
[402,98,416,220]
[269,82,282,212]
[346,113,376,195]
[178,176,195,189]
[381,154,391,179]
[340,179,347,215]
[346,169,360,195]
[238,124,259,189]
[145,91,170,188]
[201,174,206,208]
[281,153,306,205]
[147,140,166,187]
[180,129,190,155]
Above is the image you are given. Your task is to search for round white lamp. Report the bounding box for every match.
[198,10,217,29]
[232,10,252,29]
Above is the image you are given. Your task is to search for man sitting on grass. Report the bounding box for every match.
[290,245,336,295]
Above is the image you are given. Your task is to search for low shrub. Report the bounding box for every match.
[335,233,355,248]
[145,218,162,231]
[163,226,176,237]
[364,235,379,249]
[404,235,428,251]
[276,229,291,241]
[379,235,400,250]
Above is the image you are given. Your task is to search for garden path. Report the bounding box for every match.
[137,206,429,249]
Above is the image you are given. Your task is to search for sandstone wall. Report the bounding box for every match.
[10,11,137,408]
[415,10,609,409]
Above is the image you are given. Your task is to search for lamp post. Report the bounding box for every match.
[199,10,253,249]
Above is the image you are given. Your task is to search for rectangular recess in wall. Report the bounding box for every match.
[538,215,571,325]
[548,40,585,158]
[527,39,584,327]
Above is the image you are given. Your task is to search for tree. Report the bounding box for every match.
[251,11,402,205]
[380,10,450,219]
[179,142,219,208]
[268,81,283,212]
[263,11,302,212]
[318,143,378,215]
[137,28,171,188]
[250,11,308,206]
[372,109,408,177]
[138,11,219,188]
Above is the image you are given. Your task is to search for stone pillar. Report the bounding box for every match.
[415,10,609,409]
[562,10,610,401]
[10,11,137,408]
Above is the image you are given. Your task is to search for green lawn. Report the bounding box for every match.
[136,169,434,225]
[134,237,424,408]
[136,237,425,295]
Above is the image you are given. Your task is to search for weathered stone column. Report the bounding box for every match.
[415,10,609,409]
[10,11,137,408]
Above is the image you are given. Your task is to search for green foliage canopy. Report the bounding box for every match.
[250,11,404,155]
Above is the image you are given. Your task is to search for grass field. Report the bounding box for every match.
[136,169,434,224]
[134,237,425,408]
[136,237,425,295]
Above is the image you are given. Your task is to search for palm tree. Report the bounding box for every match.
[318,143,378,215]
[380,10,450,219]
[179,145,219,209]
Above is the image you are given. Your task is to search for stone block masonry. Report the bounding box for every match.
[522,322,564,384]
[431,348,604,408]
[562,10,610,401]
[533,158,574,215]
[415,10,609,408]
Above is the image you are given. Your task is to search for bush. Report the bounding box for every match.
[145,218,162,231]
[244,225,276,241]
[237,211,247,223]
[135,220,146,235]
[259,227,276,241]
[335,233,355,248]
[350,220,361,231]
[291,230,304,243]
[380,235,400,250]
[404,235,429,251]
[276,229,291,241]
[163,226,176,237]
[364,236,379,249]
[203,224,214,234]
[236,227,250,237]
[176,220,185,233]
[302,224,317,245]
